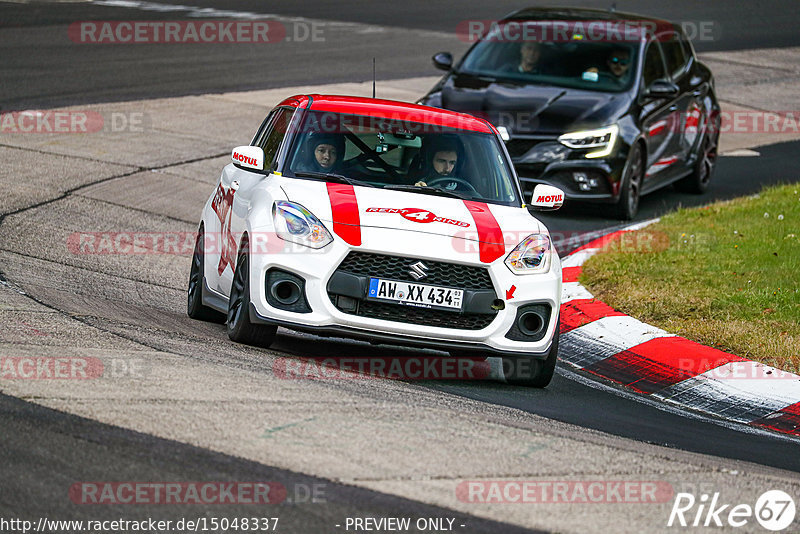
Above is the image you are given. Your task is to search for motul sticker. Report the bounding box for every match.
[365,207,470,228]
[535,194,563,204]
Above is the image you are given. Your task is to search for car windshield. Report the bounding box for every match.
[459,22,640,92]
[285,110,521,206]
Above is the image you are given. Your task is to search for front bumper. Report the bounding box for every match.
[247,228,561,357]
[507,138,627,202]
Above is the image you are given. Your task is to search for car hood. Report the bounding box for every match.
[438,72,629,135]
[280,178,544,250]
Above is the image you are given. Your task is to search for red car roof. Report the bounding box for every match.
[276,94,494,134]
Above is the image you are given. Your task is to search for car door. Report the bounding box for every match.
[672,30,710,167]
[637,37,682,193]
[660,30,698,174]
[216,107,294,296]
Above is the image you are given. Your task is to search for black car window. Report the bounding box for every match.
[660,32,688,80]
[255,108,293,171]
[457,22,639,93]
[678,30,695,63]
[642,41,667,87]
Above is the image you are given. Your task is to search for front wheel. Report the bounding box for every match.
[227,245,277,347]
[675,126,719,194]
[187,229,225,323]
[614,143,644,220]
[502,320,560,388]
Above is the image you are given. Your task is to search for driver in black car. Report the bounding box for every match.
[409,136,465,188]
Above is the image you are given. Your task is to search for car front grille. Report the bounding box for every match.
[349,300,496,330]
[505,138,542,158]
[328,252,497,331]
[335,252,493,290]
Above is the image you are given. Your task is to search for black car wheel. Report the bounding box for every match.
[187,229,225,323]
[614,143,644,220]
[676,121,719,194]
[502,319,560,388]
[227,244,277,347]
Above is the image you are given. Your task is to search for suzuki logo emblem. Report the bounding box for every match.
[408,261,429,281]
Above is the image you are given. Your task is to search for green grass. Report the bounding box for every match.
[580,182,800,373]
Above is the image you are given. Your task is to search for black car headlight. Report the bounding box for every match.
[558,124,619,159]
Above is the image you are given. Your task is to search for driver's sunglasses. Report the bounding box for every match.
[610,56,630,66]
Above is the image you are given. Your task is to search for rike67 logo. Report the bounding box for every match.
[668,490,796,531]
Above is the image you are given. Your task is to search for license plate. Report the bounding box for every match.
[367,278,463,310]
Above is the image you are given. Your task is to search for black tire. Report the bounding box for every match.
[227,244,277,347]
[502,321,560,388]
[675,125,719,194]
[187,229,225,323]
[614,143,644,221]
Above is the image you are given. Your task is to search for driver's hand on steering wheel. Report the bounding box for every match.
[414,181,427,187]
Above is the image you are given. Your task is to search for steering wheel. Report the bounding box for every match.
[426,176,478,194]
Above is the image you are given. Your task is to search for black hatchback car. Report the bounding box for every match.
[419,8,721,219]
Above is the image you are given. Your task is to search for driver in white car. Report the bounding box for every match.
[410,136,464,188]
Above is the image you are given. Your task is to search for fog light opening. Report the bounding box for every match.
[271,280,301,305]
[518,311,545,337]
[574,171,600,192]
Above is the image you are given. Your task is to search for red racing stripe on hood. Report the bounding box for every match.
[326,183,362,246]
[463,200,505,263]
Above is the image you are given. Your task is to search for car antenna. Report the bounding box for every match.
[372,57,376,98]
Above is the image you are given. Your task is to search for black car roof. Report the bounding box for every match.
[502,6,677,31]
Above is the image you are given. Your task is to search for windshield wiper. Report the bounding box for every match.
[383,184,471,199]
[292,171,375,188]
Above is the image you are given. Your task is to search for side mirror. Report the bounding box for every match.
[231,146,265,172]
[432,52,453,71]
[644,79,679,99]
[529,184,564,211]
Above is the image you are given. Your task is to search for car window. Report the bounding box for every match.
[678,30,695,63]
[285,110,520,206]
[255,108,293,171]
[642,41,667,87]
[660,32,688,79]
[457,22,639,93]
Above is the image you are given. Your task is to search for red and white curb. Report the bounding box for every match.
[556,222,800,439]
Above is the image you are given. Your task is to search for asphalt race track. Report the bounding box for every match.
[2,2,800,533]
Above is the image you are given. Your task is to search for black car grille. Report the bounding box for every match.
[335,252,493,290]
[505,138,541,158]
[328,252,497,330]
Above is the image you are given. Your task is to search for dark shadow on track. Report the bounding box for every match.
[0,393,541,534]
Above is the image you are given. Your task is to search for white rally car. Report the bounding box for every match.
[188,95,565,386]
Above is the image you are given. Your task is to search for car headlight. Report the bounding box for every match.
[272,201,333,249]
[558,124,618,159]
[505,233,551,275]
